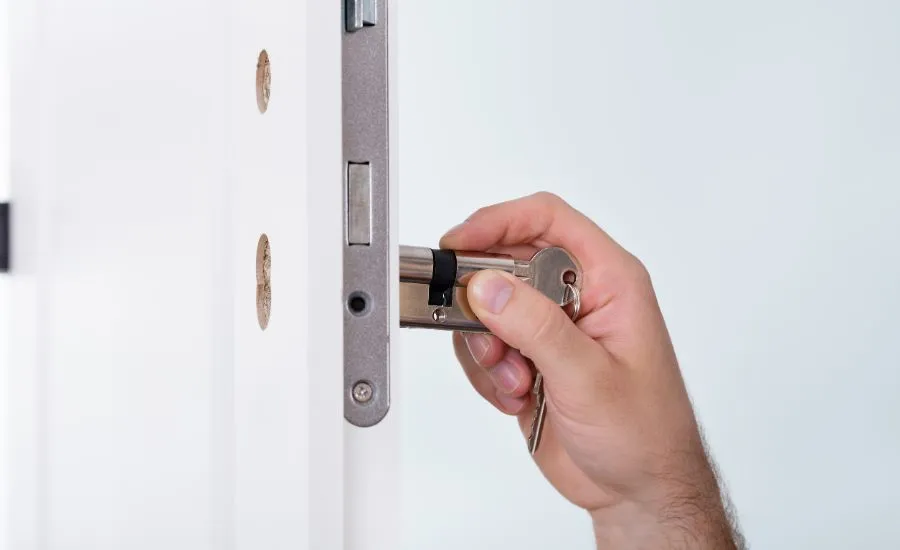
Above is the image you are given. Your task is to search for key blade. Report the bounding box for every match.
[527,373,546,455]
[527,401,547,455]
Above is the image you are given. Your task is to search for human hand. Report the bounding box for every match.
[442,193,742,549]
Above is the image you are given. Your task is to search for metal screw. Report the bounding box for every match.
[432,308,447,323]
[352,381,373,404]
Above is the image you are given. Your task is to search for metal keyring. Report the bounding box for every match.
[565,283,581,322]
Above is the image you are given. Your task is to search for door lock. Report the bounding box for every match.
[398,245,582,332]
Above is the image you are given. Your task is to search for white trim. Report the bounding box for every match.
[306,1,345,548]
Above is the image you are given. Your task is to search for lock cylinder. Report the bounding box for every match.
[399,245,519,286]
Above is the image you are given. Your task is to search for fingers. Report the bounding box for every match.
[440,192,631,274]
[452,332,535,415]
[465,269,611,399]
[457,331,506,368]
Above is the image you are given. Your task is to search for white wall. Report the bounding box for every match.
[397,1,900,549]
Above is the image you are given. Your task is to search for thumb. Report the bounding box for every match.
[465,270,609,391]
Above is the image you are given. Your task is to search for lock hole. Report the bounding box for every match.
[348,291,371,316]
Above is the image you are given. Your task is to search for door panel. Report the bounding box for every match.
[6,1,344,549]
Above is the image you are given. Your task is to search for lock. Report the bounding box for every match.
[343,0,390,428]
[398,245,583,333]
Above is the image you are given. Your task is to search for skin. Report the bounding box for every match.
[441,193,744,549]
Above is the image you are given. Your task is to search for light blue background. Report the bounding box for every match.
[398,1,900,548]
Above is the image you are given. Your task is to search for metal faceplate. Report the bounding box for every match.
[343,0,391,427]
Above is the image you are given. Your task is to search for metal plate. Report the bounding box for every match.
[343,0,390,427]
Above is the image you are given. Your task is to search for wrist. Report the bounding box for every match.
[590,480,738,550]
[590,499,672,549]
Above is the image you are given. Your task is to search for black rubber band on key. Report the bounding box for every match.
[428,249,457,307]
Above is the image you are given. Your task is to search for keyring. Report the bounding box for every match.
[565,283,581,322]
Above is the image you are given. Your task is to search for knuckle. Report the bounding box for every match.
[532,191,566,208]
[468,205,491,221]
[627,254,653,288]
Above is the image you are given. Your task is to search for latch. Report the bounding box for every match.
[345,0,377,32]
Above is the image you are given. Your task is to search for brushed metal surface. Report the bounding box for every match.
[343,0,390,427]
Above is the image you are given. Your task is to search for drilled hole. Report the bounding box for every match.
[563,270,577,285]
[348,292,370,316]
[256,234,272,330]
[256,50,271,113]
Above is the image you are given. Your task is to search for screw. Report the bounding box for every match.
[352,381,373,404]
[432,308,447,323]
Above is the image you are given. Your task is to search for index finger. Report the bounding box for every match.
[439,192,629,271]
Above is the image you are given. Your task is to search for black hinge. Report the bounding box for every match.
[1,202,9,272]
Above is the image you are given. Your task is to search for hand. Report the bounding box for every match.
[442,193,742,549]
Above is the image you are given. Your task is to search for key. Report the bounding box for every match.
[521,249,583,455]
[527,372,547,455]
[398,244,582,455]
[509,246,581,310]
[526,278,580,456]
[399,245,582,332]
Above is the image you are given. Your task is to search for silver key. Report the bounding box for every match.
[526,279,581,456]
[511,247,581,309]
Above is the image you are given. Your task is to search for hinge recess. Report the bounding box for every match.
[343,0,391,427]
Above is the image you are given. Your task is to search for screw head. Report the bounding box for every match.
[352,381,373,404]
[432,308,447,323]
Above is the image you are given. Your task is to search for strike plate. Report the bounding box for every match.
[343,0,390,427]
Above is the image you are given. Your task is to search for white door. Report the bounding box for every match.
[3,1,367,549]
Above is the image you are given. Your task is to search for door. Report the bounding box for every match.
[4,1,356,548]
